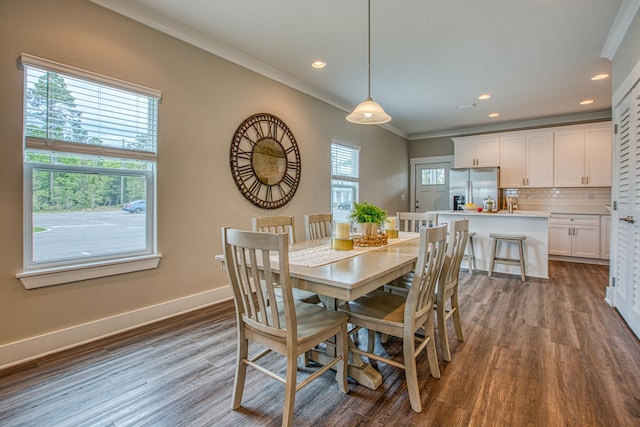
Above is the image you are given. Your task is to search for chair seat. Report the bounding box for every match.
[338,290,412,337]
[256,300,347,342]
[274,287,322,305]
[292,302,348,345]
[383,274,412,296]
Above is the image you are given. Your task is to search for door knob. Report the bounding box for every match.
[619,216,636,224]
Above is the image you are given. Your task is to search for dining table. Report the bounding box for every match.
[216,230,421,390]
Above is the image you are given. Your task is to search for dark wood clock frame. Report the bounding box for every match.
[230,113,301,209]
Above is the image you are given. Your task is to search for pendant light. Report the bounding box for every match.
[347,0,391,124]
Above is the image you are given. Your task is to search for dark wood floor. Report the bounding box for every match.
[2,261,639,427]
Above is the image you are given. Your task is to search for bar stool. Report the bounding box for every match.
[488,233,526,281]
[464,232,477,274]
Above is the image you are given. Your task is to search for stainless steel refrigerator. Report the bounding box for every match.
[449,167,500,210]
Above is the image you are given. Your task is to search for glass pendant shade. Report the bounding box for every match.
[346,97,391,124]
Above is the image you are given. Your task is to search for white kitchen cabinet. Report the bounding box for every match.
[553,123,612,187]
[600,215,610,259]
[500,131,554,187]
[453,136,499,168]
[548,214,600,259]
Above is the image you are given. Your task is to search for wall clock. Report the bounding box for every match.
[230,113,301,209]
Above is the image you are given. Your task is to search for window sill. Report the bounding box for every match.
[17,254,163,289]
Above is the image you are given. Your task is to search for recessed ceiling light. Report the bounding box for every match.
[311,60,326,69]
[488,112,500,118]
[580,99,595,105]
[591,73,609,81]
[478,93,491,100]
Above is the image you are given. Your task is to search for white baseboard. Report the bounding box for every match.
[0,286,233,370]
[548,255,609,266]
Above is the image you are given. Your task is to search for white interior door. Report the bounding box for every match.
[414,161,452,212]
[611,77,640,338]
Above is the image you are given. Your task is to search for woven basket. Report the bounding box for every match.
[353,234,388,247]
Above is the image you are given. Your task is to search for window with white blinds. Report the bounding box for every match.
[331,142,360,220]
[331,142,360,181]
[18,54,161,288]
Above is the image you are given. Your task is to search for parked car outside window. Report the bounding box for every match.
[122,200,146,213]
[337,201,352,210]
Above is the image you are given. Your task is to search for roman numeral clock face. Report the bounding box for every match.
[230,113,301,209]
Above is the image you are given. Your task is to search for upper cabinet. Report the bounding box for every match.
[453,136,499,168]
[453,121,612,188]
[554,123,612,187]
[500,131,554,188]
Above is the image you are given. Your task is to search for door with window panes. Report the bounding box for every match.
[415,162,450,211]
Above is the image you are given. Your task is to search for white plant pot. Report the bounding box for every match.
[357,222,378,236]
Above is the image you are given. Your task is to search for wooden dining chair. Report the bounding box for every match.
[304,213,333,240]
[252,215,319,305]
[397,211,438,233]
[338,224,448,413]
[435,219,469,362]
[252,215,296,244]
[222,227,349,427]
[383,211,438,297]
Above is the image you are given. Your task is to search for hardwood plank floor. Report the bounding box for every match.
[1,261,639,426]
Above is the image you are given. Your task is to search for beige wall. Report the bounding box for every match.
[408,137,454,158]
[0,0,408,363]
[612,6,640,92]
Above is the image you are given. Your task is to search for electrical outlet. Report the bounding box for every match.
[400,194,405,201]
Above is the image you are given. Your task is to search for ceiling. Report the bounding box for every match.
[91,0,623,139]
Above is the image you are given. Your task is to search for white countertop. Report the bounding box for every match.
[440,210,551,218]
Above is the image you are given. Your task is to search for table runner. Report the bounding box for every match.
[284,232,419,268]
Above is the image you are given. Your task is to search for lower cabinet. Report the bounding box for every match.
[548,215,601,259]
[600,215,610,259]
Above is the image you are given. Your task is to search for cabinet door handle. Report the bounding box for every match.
[568,228,571,236]
[523,178,526,186]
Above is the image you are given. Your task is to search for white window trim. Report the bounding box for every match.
[20,53,162,100]
[17,255,162,289]
[18,54,162,289]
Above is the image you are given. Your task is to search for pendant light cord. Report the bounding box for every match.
[367,0,371,99]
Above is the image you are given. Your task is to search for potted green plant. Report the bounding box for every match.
[348,201,388,236]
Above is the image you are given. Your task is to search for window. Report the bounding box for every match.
[17,54,161,289]
[331,142,360,221]
[421,168,446,185]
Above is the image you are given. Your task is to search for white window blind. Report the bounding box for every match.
[331,143,360,181]
[21,54,159,161]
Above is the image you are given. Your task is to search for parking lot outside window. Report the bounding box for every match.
[17,54,161,288]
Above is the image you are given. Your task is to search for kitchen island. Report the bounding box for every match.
[437,210,550,279]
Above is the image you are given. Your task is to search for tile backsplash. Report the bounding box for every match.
[500,187,611,214]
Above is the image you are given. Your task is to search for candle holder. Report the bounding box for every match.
[331,238,354,250]
[385,216,398,239]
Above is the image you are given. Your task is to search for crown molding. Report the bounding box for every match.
[408,110,612,140]
[90,1,408,139]
[601,0,640,60]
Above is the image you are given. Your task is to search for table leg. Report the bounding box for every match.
[313,295,382,390]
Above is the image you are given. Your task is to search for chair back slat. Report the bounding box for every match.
[304,213,333,240]
[405,224,448,325]
[252,216,296,244]
[440,219,469,294]
[222,227,294,339]
[397,211,438,233]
